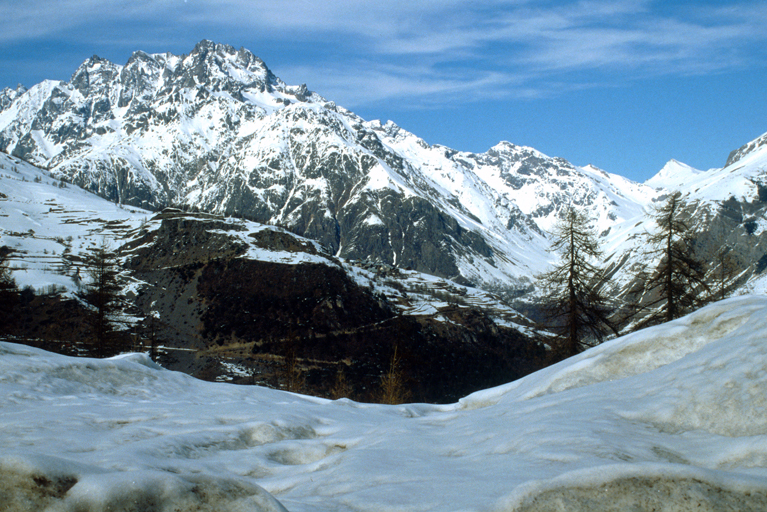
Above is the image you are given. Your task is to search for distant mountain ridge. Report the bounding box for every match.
[2,40,767,297]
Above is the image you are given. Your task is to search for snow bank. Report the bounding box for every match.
[498,464,767,512]
[0,453,287,512]
[459,295,761,408]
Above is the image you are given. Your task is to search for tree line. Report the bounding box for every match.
[539,191,733,361]
[0,240,161,360]
[1,241,413,404]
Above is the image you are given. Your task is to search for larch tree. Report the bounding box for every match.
[78,240,125,357]
[640,192,708,324]
[0,247,20,335]
[377,345,411,404]
[711,246,738,302]
[280,332,306,393]
[329,366,354,400]
[539,207,614,359]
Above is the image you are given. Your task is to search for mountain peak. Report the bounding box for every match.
[0,84,27,111]
[125,49,155,65]
[70,54,121,95]
[644,159,702,189]
[192,39,219,53]
[175,40,279,91]
[489,141,551,159]
[72,54,118,74]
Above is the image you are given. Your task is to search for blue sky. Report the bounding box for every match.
[1,0,766,182]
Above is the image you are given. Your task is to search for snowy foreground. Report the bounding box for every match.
[2,296,767,511]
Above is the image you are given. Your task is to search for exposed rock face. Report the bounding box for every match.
[726,132,767,167]
[688,196,767,291]
[121,212,542,403]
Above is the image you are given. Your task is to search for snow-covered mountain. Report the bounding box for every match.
[1,40,766,299]
[0,40,662,290]
[2,295,767,511]
[601,135,767,302]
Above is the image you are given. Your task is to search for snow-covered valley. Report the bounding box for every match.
[2,295,767,511]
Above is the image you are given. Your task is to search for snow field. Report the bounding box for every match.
[0,152,152,294]
[2,295,767,511]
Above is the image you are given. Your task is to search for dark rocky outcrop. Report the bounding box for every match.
[120,212,542,403]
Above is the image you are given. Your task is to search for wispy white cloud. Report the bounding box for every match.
[0,0,157,41]
[2,0,766,107]
[509,8,763,74]
[281,61,535,109]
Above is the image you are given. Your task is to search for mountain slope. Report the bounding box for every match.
[600,133,767,309]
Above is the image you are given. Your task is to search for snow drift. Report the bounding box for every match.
[2,296,767,511]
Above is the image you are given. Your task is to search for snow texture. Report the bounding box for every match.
[2,295,767,511]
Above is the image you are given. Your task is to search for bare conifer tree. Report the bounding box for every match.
[329,366,354,400]
[539,207,614,359]
[0,247,20,334]
[711,246,738,302]
[281,335,306,393]
[639,192,708,324]
[378,345,411,404]
[78,240,125,357]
